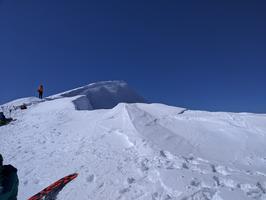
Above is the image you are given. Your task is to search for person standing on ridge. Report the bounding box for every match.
[0,154,19,200]
[38,84,44,99]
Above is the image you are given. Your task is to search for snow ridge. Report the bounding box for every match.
[0,81,266,200]
[51,80,146,110]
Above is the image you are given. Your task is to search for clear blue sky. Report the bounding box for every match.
[0,0,265,113]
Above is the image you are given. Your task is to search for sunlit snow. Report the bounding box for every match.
[1,81,266,200]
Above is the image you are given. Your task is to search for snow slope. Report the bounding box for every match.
[0,81,266,200]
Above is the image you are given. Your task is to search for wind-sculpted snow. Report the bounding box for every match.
[1,83,266,200]
[125,104,196,156]
[50,81,146,110]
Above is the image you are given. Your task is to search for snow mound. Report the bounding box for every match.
[51,81,146,110]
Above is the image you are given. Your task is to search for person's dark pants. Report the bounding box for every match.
[39,92,43,99]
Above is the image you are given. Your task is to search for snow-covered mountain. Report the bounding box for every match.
[0,81,266,200]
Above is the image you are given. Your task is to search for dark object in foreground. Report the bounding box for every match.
[0,154,19,200]
[0,112,13,126]
[0,112,6,121]
[28,173,78,200]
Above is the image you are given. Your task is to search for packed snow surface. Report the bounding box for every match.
[1,81,266,200]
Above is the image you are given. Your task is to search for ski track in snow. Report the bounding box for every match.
[1,93,266,200]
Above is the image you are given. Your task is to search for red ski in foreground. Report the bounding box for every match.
[28,173,78,200]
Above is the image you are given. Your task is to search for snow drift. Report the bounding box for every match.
[0,81,266,200]
[50,81,146,110]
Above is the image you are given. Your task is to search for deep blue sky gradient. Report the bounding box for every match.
[0,0,265,113]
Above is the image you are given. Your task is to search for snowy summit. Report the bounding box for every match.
[50,80,146,110]
[0,81,266,200]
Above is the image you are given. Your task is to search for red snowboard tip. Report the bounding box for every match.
[28,173,79,200]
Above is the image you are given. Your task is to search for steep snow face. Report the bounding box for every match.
[50,81,146,110]
[1,83,266,200]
